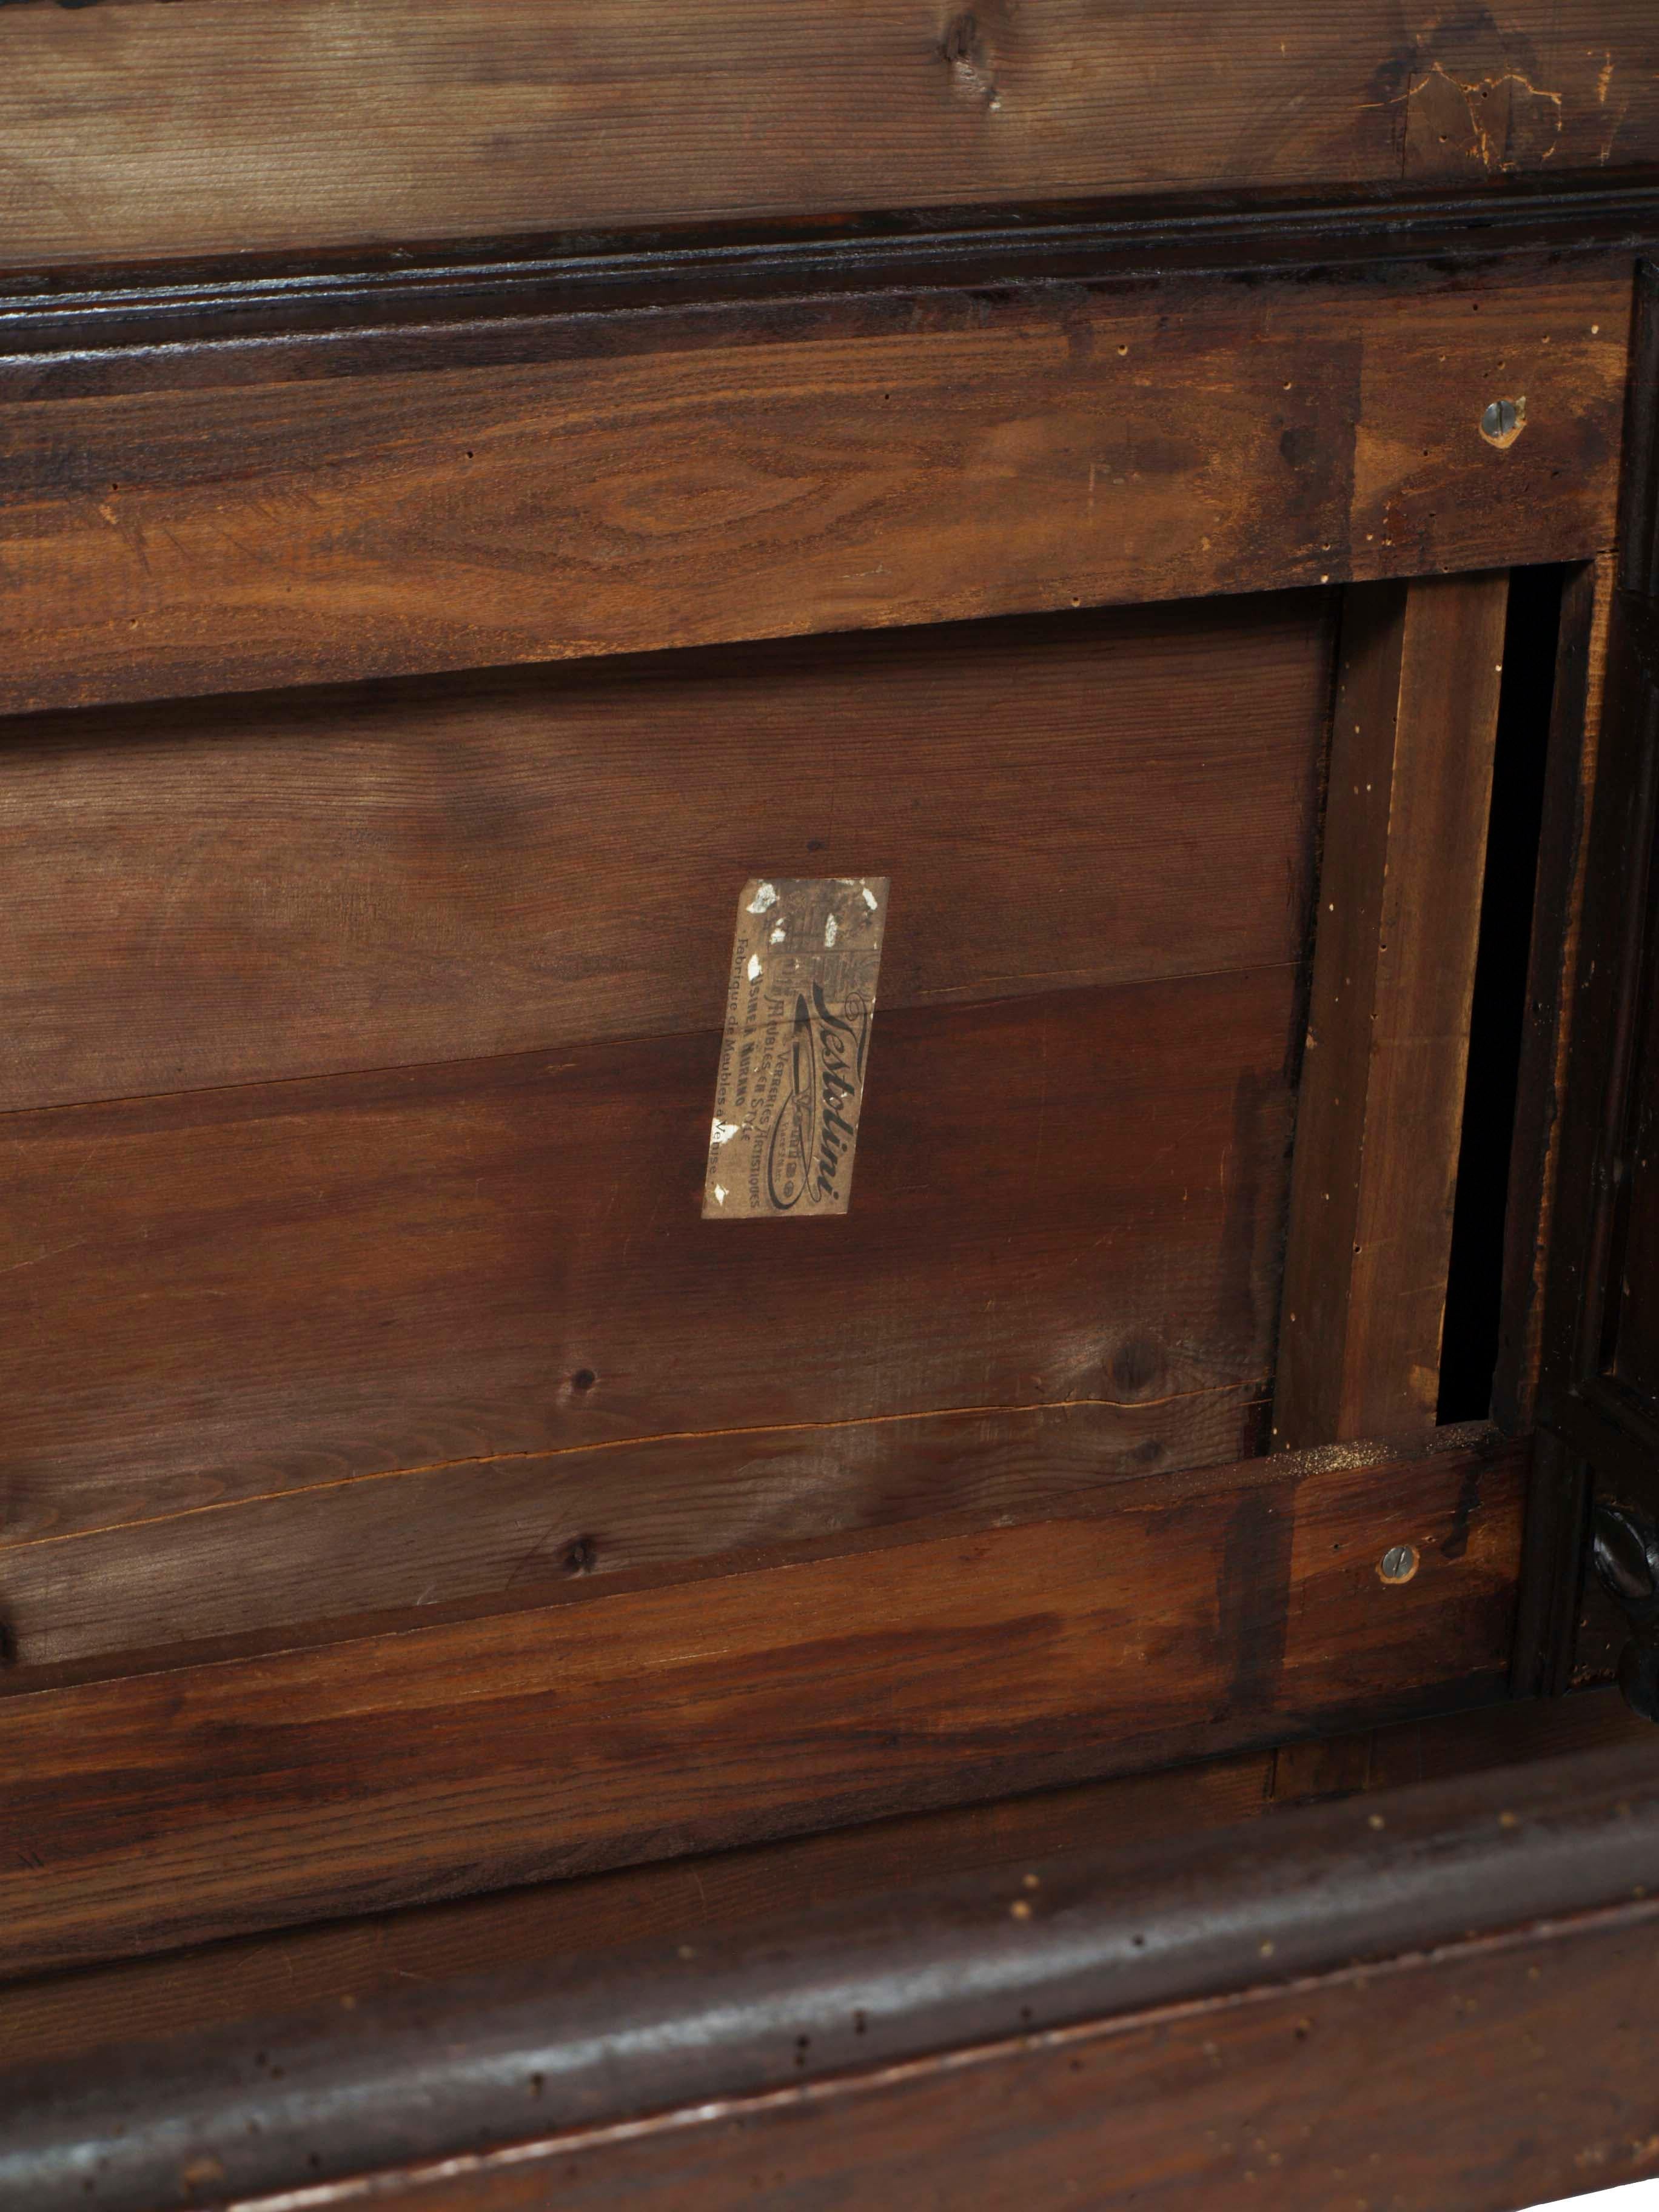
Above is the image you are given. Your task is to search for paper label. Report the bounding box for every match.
[703,877,889,1219]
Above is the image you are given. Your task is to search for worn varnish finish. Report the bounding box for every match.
[240,1906,1659,2212]
[0,969,1295,1558]
[7,1727,1658,2212]
[0,1755,1296,2079]
[0,260,1626,714]
[0,2,1653,266]
[1,1392,1269,1687]
[2,1685,1642,2080]
[1275,573,1509,1449]
[0,1432,1522,1979]
[0,11,1652,2190]
[0,595,1328,1113]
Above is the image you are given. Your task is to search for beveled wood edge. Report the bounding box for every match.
[5,181,1659,347]
[7,1721,1657,2212]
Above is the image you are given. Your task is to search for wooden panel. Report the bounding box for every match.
[0,3,1652,266]
[0,1753,1287,2073]
[0,595,1329,1113]
[0,258,1627,715]
[0,1391,1263,1684]
[269,1905,1659,2212]
[0,1431,1524,1979]
[1275,574,1510,1449]
[2,1684,1642,2078]
[0,970,1295,1552]
[7,1698,1652,2212]
[1495,554,1615,1431]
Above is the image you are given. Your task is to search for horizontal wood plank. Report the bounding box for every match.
[0,3,1652,266]
[0,595,1329,1113]
[0,258,1629,713]
[0,970,1296,1552]
[0,1430,1525,1979]
[0,1751,1290,2076]
[0,1392,1264,1683]
[2,1686,1642,2079]
[16,1737,1659,2212]
[262,1901,1659,2212]
[12,1732,1655,2212]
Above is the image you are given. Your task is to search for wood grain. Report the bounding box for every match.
[1495,554,1615,1432]
[0,1431,1524,1980]
[8,1690,1651,2212]
[272,1903,1659,2212]
[0,595,1329,1113]
[2,1683,1641,2079]
[0,260,1627,714]
[0,3,1651,266]
[0,1392,1264,1684]
[1275,573,1510,1448]
[0,970,1296,1553]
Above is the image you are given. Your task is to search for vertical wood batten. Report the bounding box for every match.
[1494,554,1616,1436]
[1275,572,1510,1449]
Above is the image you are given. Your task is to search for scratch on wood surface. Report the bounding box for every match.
[0,1237,88,1276]
[1404,62,1563,170]
[1,1386,1265,1556]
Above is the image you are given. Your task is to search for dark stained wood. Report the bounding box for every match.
[1275,574,1510,1449]
[235,1905,1659,2212]
[0,594,1330,1114]
[0,1430,1524,1980]
[1523,263,1659,1692]
[4,1683,1643,2080]
[7,1721,1658,2212]
[0,259,1627,715]
[1494,554,1615,1433]
[0,968,1295,1558]
[1615,1061,1659,1398]
[0,1754,1286,2075]
[1609,539,1659,1401]
[0,1391,1264,1686]
[0,3,1653,267]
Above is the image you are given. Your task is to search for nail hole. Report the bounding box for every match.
[563,1536,597,1575]
[571,1368,597,1392]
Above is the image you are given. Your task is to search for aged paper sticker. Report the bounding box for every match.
[703,877,889,1219]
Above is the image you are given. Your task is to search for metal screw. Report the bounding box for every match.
[1480,397,1524,447]
[1378,1543,1419,1585]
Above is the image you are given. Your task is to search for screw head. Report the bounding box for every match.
[1480,397,1525,447]
[1378,1543,1419,1586]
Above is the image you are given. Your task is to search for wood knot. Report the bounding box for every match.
[939,12,999,106]
[1108,1336,1167,1399]
[940,11,978,63]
